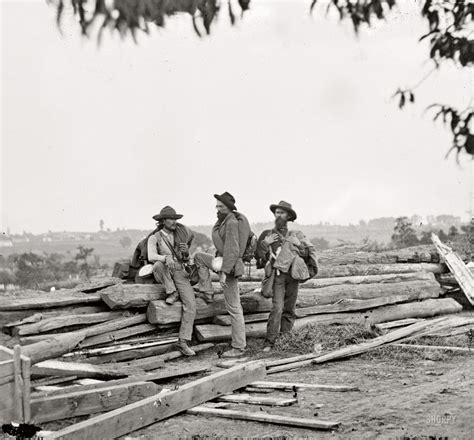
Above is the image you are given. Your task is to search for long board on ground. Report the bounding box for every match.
[217,393,297,406]
[265,315,460,374]
[43,361,266,440]
[31,381,159,423]
[187,406,339,430]
[249,381,359,392]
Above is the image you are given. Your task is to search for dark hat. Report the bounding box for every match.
[214,192,237,211]
[152,206,183,221]
[270,200,297,221]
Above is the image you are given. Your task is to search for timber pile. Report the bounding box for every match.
[0,238,471,436]
[145,254,465,343]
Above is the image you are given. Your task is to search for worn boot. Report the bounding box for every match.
[165,291,180,305]
[221,348,246,358]
[177,339,196,356]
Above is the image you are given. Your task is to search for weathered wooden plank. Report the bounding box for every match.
[84,341,176,364]
[43,361,266,439]
[375,318,425,330]
[19,316,150,346]
[0,294,101,311]
[0,382,18,424]
[31,360,143,379]
[0,360,14,381]
[21,356,31,422]
[301,271,435,288]
[295,293,436,318]
[213,313,270,326]
[148,279,440,325]
[316,246,442,266]
[66,338,178,358]
[100,284,167,309]
[32,376,78,388]
[13,346,23,422]
[217,393,297,406]
[391,343,472,352]
[32,366,208,398]
[432,233,474,305]
[250,381,358,392]
[21,333,87,364]
[195,298,462,343]
[31,382,159,423]
[296,280,440,308]
[122,343,214,371]
[15,312,124,336]
[73,277,123,294]
[79,323,160,348]
[3,306,109,330]
[187,406,339,430]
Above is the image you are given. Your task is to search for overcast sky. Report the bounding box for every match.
[1,0,472,234]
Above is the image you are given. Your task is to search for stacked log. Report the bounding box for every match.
[0,247,464,385]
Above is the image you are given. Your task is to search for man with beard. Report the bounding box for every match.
[194,192,250,358]
[256,201,318,352]
[147,206,197,356]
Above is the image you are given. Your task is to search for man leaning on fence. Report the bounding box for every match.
[147,206,197,356]
[194,192,250,358]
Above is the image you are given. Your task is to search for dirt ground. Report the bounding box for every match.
[1,332,473,440]
[115,339,473,440]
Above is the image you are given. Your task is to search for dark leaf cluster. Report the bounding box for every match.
[50,0,250,41]
[428,104,474,158]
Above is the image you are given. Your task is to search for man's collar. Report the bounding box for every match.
[272,225,288,236]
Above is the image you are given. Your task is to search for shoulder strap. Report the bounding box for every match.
[160,232,181,262]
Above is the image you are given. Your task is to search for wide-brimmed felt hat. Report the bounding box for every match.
[270,200,297,221]
[214,192,237,211]
[152,206,183,221]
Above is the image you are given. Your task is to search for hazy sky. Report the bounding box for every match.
[1,0,472,234]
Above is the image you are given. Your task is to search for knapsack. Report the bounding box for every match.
[234,212,257,263]
[243,232,257,263]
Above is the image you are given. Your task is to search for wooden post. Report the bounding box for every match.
[13,345,23,422]
[21,357,31,423]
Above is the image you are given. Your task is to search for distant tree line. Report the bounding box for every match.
[391,216,467,249]
[0,246,108,290]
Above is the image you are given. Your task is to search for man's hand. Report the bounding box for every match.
[219,272,227,289]
[264,233,279,246]
[178,243,189,253]
[165,255,180,272]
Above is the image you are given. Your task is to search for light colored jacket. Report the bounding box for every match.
[257,229,318,277]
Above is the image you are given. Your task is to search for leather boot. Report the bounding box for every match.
[165,291,180,305]
[177,339,196,356]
